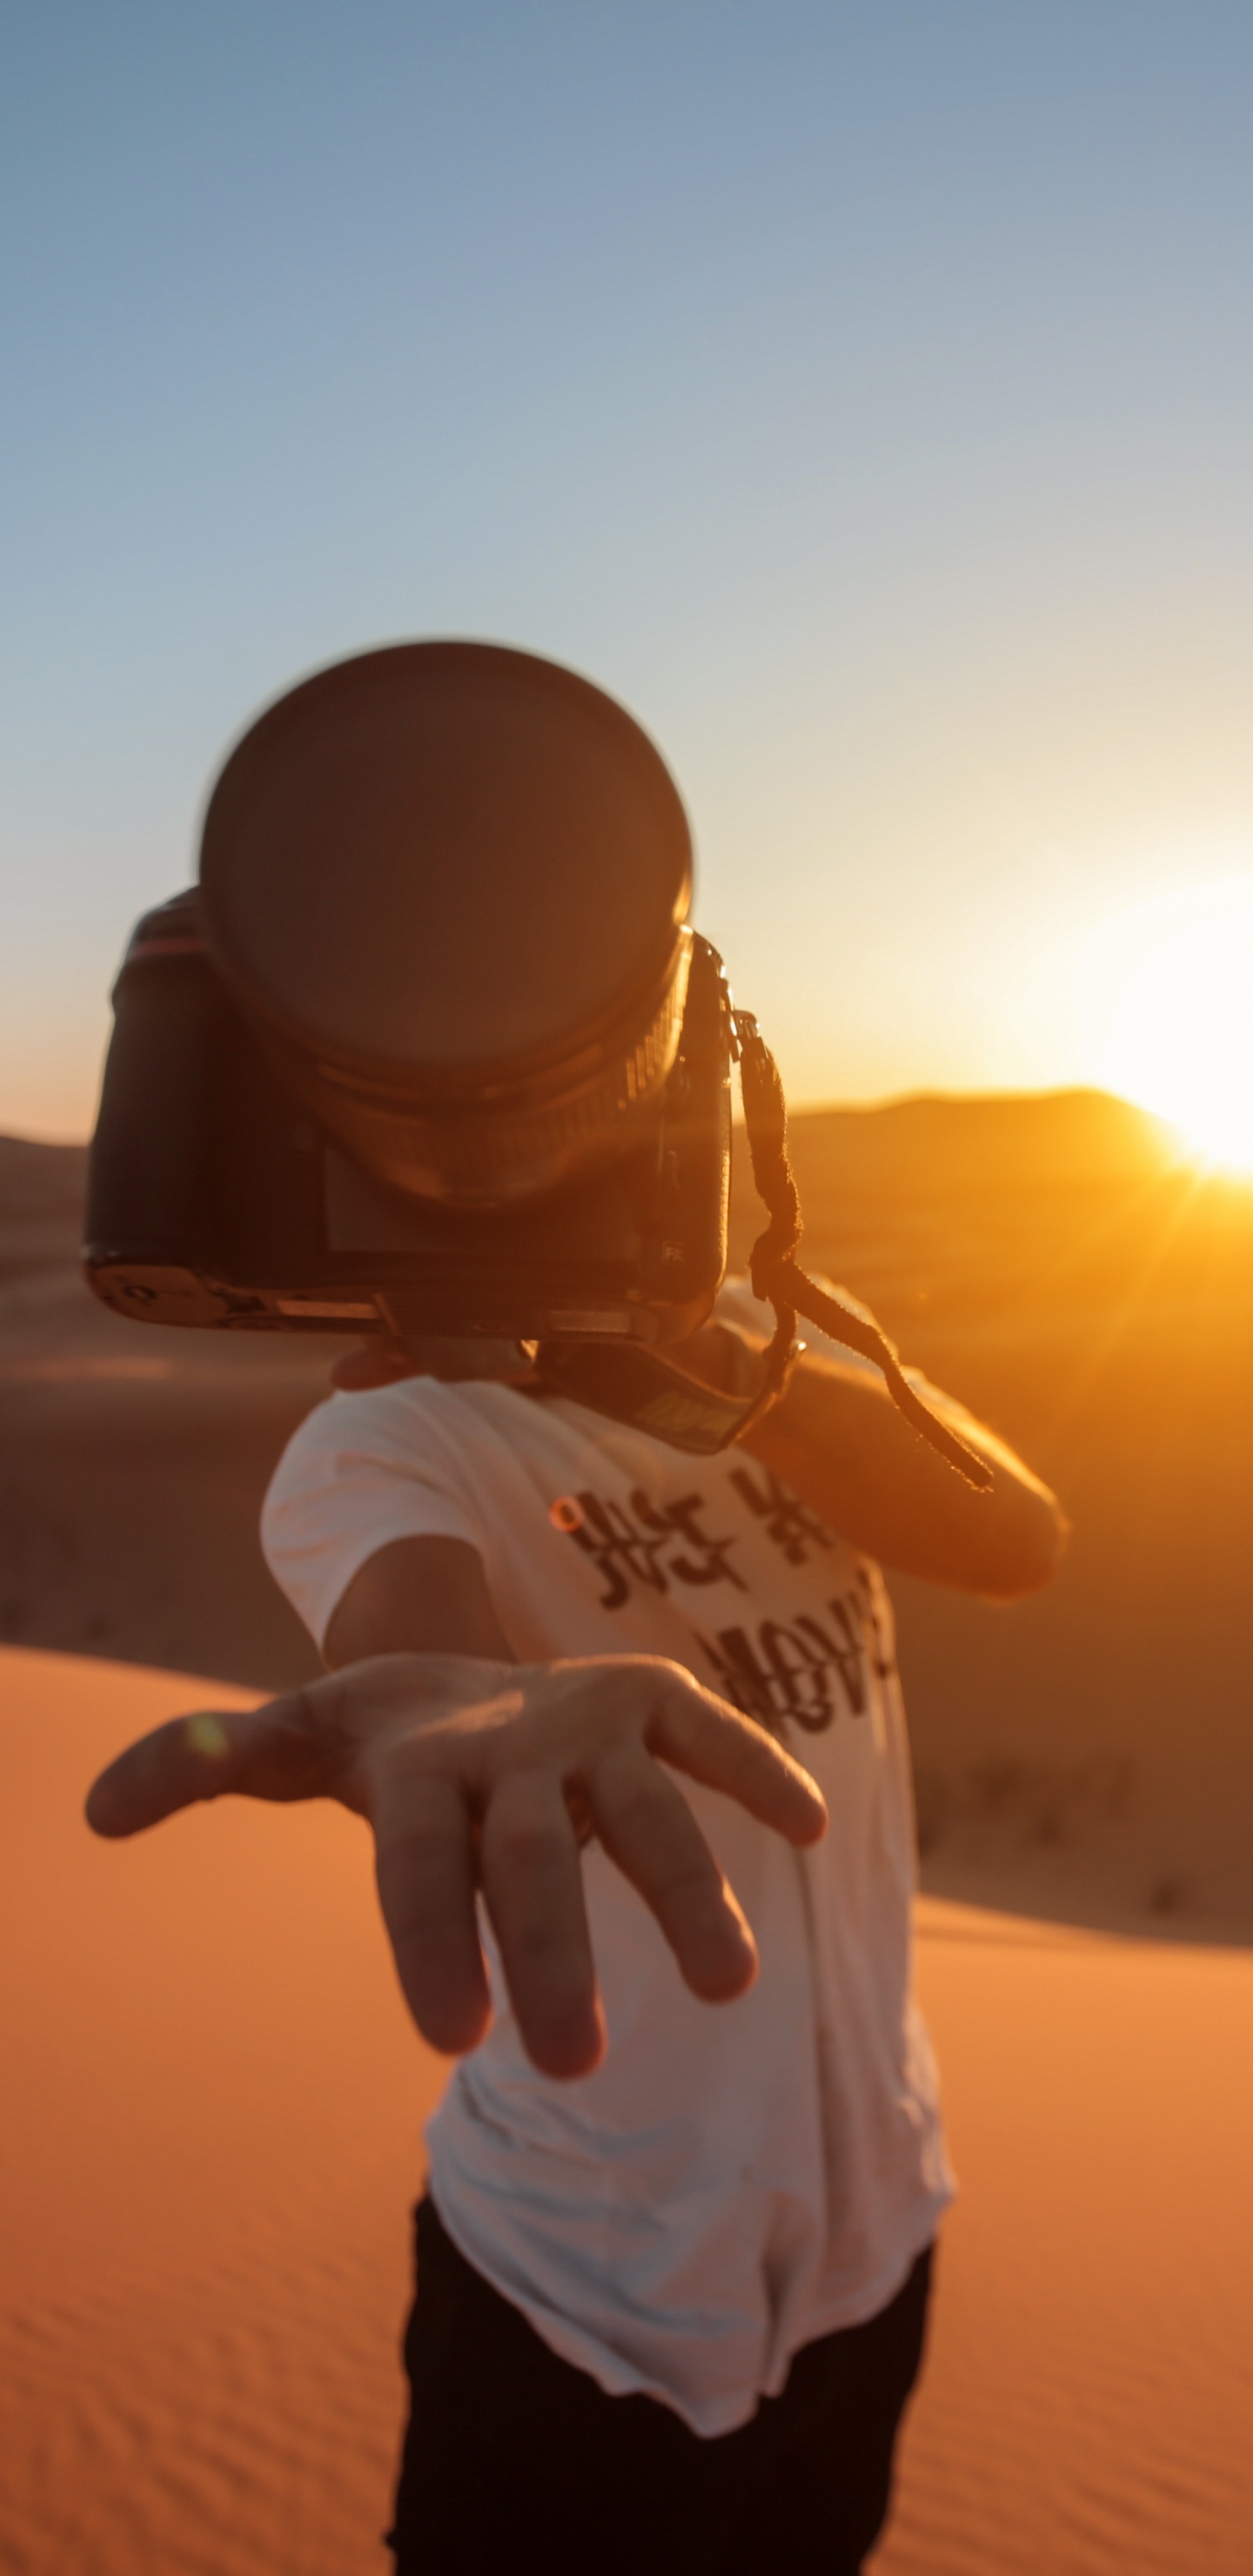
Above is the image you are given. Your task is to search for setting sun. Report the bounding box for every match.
[1077,876,1253,1172]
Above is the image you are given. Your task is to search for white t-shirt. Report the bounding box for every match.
[261,1325,954,2436]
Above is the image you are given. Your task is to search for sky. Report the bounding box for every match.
[3,1,1253,1138]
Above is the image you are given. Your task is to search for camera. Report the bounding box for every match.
[84,902,732,1347]
[84,642,748,1446]
[84,639,989,1478]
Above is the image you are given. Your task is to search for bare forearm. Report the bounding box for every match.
[324,1535,516,1667]
[742,1354,1068,1596]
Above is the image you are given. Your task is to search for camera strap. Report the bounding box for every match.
[732,1013,994,1489]
[537,1015,994,1490]
[533,1328,797,1459]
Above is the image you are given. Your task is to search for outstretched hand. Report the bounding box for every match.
[86,1654,826,2079]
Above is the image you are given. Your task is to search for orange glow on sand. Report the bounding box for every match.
[1077,877,1253,1174]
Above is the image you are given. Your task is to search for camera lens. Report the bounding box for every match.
[198,642,694,1206]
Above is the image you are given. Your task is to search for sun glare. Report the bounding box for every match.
[1077,875,1253,1173]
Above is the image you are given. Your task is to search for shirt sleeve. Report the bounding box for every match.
[260,1384,482,1651]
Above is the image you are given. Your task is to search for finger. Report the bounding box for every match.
[372,1771,492,2057]
[588,1742,758,2002]
[645,1674,828,1846]
[84,1691,338,1838]
[479,1768,605,2081]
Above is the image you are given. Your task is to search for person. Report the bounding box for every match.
[88,1280,1066,2575]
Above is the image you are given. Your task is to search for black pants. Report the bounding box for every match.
[389,2198,932,2575]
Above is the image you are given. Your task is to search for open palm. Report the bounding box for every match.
[87,1652,827,2078]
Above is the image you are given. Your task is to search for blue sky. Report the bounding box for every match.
[3,2,1253,1134]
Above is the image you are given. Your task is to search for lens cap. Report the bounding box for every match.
[198,641,693,1090]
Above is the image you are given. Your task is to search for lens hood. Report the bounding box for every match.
[198,641,694,1205]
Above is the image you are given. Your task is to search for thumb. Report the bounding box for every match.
[85,1687,348,1838]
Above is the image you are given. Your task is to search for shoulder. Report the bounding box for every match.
[271,1377,448,1476]
[266,1374,573,1501]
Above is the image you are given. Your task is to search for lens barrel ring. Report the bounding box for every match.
[291,929,694,1205]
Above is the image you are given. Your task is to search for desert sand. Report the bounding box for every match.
[1,1648,431,2575]
[3,1646,1251,2575]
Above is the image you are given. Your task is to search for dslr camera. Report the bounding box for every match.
[85,643,761,1452]
[85,639,988,1480]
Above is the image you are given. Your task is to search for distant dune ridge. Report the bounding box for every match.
[3,1090,1250,1938]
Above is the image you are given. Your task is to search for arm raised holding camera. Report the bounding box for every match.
[738,1350,1068,1598]
[617,1308,1067,1600]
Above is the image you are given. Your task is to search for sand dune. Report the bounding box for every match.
[1,1647,433,2575]
[883,1905,1253,2576]
[3,1647,1251,2574]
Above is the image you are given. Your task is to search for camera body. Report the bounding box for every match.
[84,892,734,1351]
